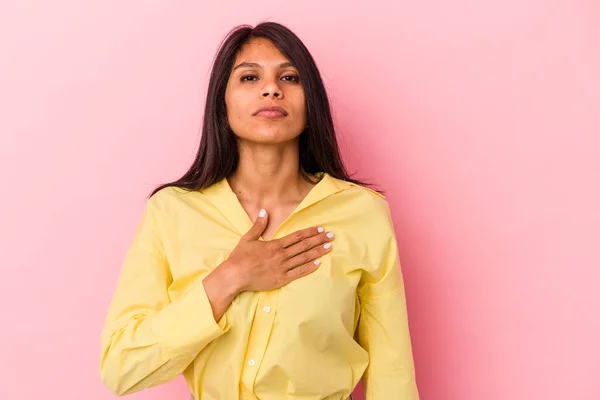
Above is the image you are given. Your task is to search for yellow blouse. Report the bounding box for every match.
[100,172,419,399]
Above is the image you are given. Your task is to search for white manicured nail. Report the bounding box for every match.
[258,209,266,218]
[317,226,324,233]
[324,243,332,249]
[314,259,321,265]
[326,232,334,239]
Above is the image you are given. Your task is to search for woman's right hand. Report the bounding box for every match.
[225,208,335,293]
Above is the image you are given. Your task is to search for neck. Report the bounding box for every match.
[227,139,313,205]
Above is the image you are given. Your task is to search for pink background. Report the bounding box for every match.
[1,1,599,399]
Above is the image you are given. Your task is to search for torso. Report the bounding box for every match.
[242,203,298,241]
[236,174,319,241]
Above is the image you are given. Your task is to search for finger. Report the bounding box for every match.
[242,208,269,241]
[284,259,321,283]
[284,242,332,271]
[275,226,323,248]
[283,231,334,259]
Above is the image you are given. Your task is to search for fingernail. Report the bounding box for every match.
[258,209,266,218]
[326,232,334,239]
[317,226,324,233]
[324,243,332,249]
[314,259,321,265]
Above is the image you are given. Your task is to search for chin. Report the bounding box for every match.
[241,129,301,144]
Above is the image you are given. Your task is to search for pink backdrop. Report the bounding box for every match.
[1,1,599,399]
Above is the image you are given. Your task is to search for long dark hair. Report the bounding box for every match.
[149,21,382,198]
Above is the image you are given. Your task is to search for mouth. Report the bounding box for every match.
[254,106,288,119]
[255,110,287,118]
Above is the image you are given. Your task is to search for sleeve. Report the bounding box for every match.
[356,201,420,400]
[99,195,230,396]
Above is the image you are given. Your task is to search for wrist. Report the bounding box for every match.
[217,260,246,297]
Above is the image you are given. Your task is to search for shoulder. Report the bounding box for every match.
[328,175,394,228]
[331,176,390,211]
[346,181,387,203]
[145,185,197,215]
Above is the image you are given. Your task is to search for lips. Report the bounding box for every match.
[254,106,288,118]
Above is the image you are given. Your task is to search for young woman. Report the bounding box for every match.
[100,21,419,400]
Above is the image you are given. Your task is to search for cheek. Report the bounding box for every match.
[225,86,245,118]
[295,92,307,120]
[295,101,307,126]
[225,98,246,124]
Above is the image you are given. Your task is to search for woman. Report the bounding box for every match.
[100,22,419,400]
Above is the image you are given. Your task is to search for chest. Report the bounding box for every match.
[165,218,366,311]
[261,207,297,241]
[237,202,298,242]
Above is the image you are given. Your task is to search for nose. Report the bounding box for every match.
[261,77,282,98]
[262,90,280,98]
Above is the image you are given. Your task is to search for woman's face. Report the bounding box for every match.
[225,37,306,145]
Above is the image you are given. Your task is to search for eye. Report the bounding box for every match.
[240,75,258,82]
[282,75,299,82]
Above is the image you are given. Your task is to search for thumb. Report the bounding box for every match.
[243,208,268,241]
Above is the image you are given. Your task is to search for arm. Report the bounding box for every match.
[356,202,419,399]
[99,198,234,396]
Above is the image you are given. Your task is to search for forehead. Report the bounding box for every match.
[234,37,290,64]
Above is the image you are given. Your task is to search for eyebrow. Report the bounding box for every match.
[232,61,296,72]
